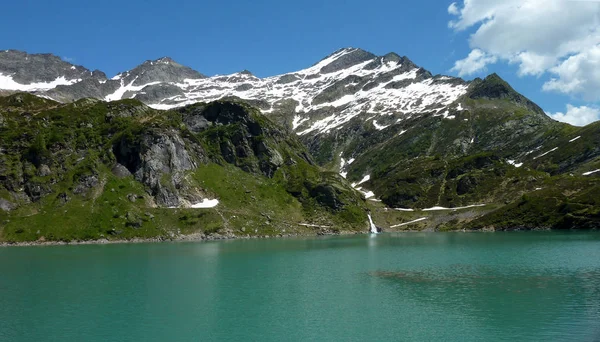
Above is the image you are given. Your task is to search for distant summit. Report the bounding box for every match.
[0,50,95,91]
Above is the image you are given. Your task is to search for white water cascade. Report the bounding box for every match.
[368,213,378,234]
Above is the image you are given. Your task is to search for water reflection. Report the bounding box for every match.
[371,266,600,340]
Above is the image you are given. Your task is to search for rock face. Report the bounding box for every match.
[178,102,297,178]
[114,130,198,207]
[111,163,132,178]
[0,50,97,88]
[0,198,17,212]
[73,174,99,195]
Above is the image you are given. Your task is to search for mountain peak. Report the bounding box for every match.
[0,50,93,89]
[316,48,377,74]
[328,47,362,55]
[154,56,177,65]
[468,73,515,100]
[468,72,545,115]
[141,56,180,67]
[113,57,205,86]
[382,52,401,61]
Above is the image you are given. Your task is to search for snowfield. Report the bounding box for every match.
[0,73,81,91]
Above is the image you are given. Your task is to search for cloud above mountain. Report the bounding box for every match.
[448,0,600,101]
[547,104,600,126]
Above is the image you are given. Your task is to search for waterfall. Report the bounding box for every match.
[368,213,378,234]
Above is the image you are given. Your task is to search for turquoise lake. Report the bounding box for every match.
[1,232,599,341]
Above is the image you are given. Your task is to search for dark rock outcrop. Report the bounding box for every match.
[113,129,200,207]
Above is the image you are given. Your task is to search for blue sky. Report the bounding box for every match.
[2,0,599,124]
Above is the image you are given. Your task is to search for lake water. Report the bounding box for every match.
[1,232,599,341]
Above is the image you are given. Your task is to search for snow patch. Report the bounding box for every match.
[372,120,390,130]
[533,147,558,160]
[339,157,348,178]
[339,156,354,179]
[583,169,600,176]
[422,204,486,211]
[350,174,375,199]
[0,73,81,91]
[507,160,523,168]
[190,198,219,208]
[569,136,581,143]
[362,191,375,199]
[292,115,309,130]
[104,78,161,102]
[390,217,427,228]
[352,175,371,187]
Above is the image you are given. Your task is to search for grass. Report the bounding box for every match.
[0,95,370,242]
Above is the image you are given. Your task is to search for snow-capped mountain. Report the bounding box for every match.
[0,50,102,92]
[0,48,469,136]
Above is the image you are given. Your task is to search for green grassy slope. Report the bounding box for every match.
[0,95,369,243]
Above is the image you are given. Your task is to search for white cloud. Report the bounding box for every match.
[513,52,556,77]
[543,44,600,101]
[448,2,460,16]
[450,49,497,76]
[448,0,600,99]
[547,104,600,126]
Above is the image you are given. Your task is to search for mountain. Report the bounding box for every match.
[0,50,102,92]
[0,48,468,131]
[0,94,367,243]
[1,48,600,237]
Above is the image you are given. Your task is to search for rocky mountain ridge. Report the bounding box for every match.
[0,48,469,135]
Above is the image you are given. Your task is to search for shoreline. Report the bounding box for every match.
[0,230,366,248]
[1,227,593,247]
